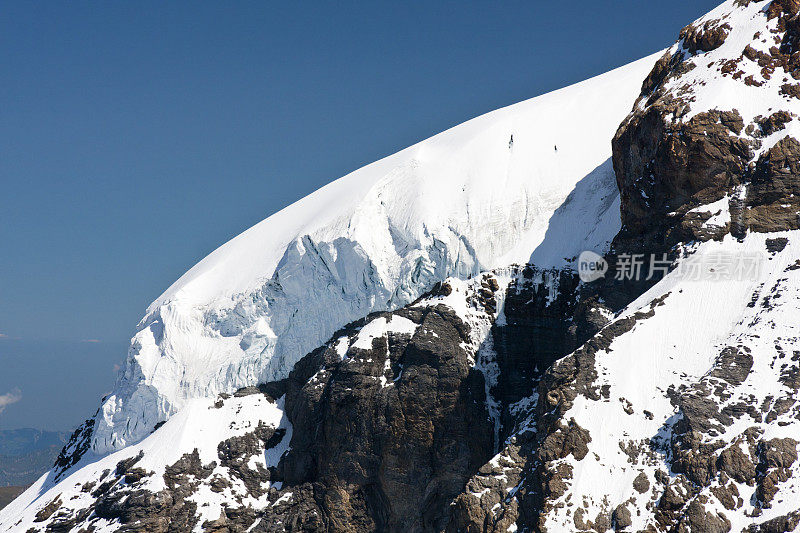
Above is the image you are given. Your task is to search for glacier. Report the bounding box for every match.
[92,52,662,454]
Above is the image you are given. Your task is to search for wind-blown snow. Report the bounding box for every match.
[92,52,662,454]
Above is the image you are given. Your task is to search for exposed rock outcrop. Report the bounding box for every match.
[613,0,800,250]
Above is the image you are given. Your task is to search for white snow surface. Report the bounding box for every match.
[541,232,800,531]
[0,393,291,533]
[92,52,662,454]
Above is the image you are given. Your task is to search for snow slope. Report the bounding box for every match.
[0,393,291,532]
[538,232,800,531]
[92,52,662,454]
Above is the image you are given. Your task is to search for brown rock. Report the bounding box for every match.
[719,444,757,483]
[760,438,799,469]
[680,20,732,54]
[633,472,650,494]
[33,496,62,523]
[680,497,731,533]
[613,503,633,530]
[538,418,592,462]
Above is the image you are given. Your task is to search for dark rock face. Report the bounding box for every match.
[612,503,632,531]
[755,438,799,507]
[53,418,94,479]
[218,423,285,496]
[612,91,755,249]
[91,450,214,532]
[275,302,495,532]
[233,266,636,533]
[265,267,609,532]
[612,1,800,249]
[632,471,650,494]
[680,19,732,54]
[680,496,731,533]
[719,442,757,483]
[489,269,584,441]
[745,510,800,532]
[33,496,61,523]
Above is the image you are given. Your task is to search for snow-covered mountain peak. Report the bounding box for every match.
[92,53,660,455]
[6,2,800,531]
[151,55,657,312]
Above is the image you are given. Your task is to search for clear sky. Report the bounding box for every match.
[0,0,722,431]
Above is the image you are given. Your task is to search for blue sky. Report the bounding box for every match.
[0,0,722,431]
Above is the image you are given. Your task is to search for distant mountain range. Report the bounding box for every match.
[0,487,25,512]
[0,429,67,487]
